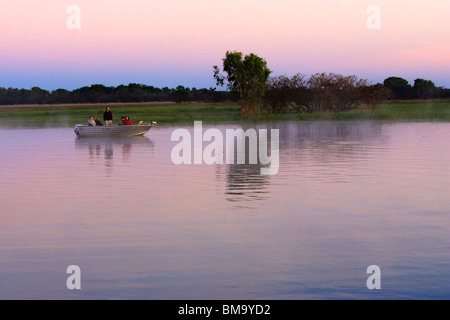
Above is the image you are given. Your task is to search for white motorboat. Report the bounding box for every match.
[74,121,156,137]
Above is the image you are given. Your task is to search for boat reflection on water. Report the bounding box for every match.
[74,136,154,175]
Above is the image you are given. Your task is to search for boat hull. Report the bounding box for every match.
[74,123,154,137]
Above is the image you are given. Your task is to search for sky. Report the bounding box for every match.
[0,0,449,90]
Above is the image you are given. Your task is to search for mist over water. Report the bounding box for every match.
[0,121,449,299]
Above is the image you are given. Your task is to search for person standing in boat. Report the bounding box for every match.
[123,116,132,125]
[103,106,113,126]
[87,116,96,126]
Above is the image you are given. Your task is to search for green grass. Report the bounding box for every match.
[0,100,449,127]
[240,100,450,123]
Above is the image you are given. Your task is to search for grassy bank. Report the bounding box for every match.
[0,102,242,127]
[0,100,449,127]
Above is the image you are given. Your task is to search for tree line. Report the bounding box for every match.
[1,51,449,110]
[264,74,450,114]
[214,51,450,116]
[382,77,449,100]
[0,84,236,105]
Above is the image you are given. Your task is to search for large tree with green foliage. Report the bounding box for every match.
[383,76,414,100]
[213,51,271,116]
[414,79,436,99]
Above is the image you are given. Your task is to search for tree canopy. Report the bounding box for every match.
[265,73,391,114]
[214,51,271,116]
[414,79,437,99]
[0,84,234,105]
[383,77,414,100]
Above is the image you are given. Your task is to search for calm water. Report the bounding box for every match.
[0,121,449,300]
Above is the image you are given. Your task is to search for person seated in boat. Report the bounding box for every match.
[120,116,125,125]
[95,116,103,126]
[87,116,96,126]
[123,116,132,125]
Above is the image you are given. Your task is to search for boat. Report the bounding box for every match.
[74,121,156,137]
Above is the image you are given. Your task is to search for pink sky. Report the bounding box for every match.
[0,0,449,90]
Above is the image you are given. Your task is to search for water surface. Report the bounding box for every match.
[0,121,449,299]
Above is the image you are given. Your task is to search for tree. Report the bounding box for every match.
[360,84,393,110]
[307,73,368,112]
[51,89,71,104]
[383,77,414,100]
[192,88,216,103]
[413,79,436,99]
[435,87,450,99]
[265,74,310,113]
[170,85,193,103]
[28,87,50,104]
[265,73,380,114]
[214,51,271,116]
